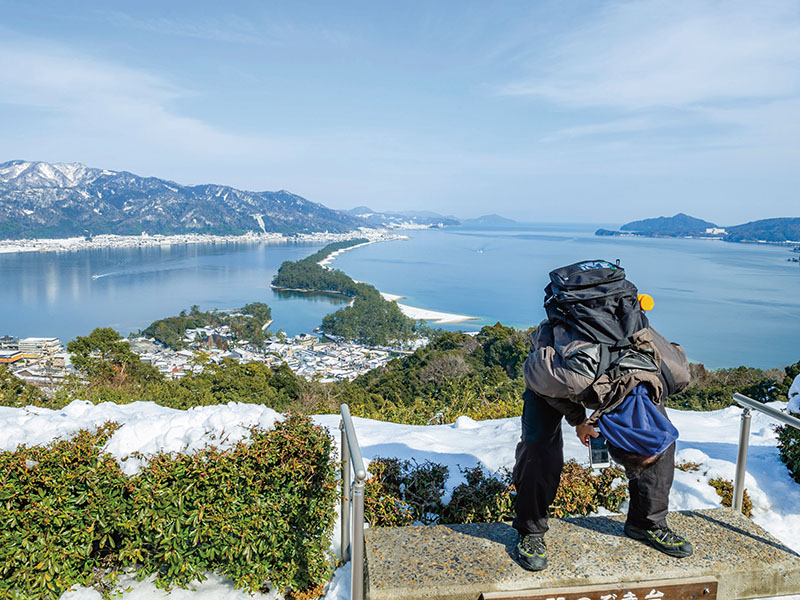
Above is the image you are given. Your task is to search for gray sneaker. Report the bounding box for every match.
[516,534,547,571]
[624,523,693,558]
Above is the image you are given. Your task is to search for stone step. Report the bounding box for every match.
[363,508,800,600]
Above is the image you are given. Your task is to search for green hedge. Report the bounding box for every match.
[777,403,800,484]
[364,457,627,527]
[0,415,337,600]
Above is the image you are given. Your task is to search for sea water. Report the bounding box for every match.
[1,225,798,369]
[333,225,800,369]
[0,241,348,346]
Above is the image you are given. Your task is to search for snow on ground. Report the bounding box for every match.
[0,401,282,475]
[788,374,800,414]
[0,400,797,599]
[60,573,281,600]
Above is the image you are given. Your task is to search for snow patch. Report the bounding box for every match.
[0,400,282,475]
[788,374,800,414]
[0,400,795,600]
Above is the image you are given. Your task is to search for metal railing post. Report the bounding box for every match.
[339,403,368,600]
[731,392,800,515]
[351,477,366,600]
[340,420,352,564]
[733,408,751,513]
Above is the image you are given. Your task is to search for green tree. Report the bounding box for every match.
[67,328,161,386]
[0,365,46,408]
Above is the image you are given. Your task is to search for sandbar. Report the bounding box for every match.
[319,240,479,325]
[379,292,477,324]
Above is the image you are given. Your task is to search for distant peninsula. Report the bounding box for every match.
[597,213,800,243]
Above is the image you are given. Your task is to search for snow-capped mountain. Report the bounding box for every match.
[0,160,369,238]
[344,206,460,229]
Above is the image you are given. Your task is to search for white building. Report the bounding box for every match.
[18,337,62,359]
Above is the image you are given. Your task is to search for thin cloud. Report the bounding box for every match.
[96,10,356,50]
[0,36,298,167]
[97,11,273,46]
[499,0,800,110]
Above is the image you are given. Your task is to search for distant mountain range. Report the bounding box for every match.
[459,214,518,227]
[344,206,461,228]
[0,160,368,239]
[597,212,800,243]
[342,208,522,229]
[0,160,526,240]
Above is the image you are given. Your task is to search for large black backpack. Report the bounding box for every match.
[544,259,648,346]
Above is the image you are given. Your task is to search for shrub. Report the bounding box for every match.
[0,415,337,600]
[365,458,628,528]
[777,401,800,484]
[777,368,800,483]
[127,414,337,597]
[364,458,415,527]
[709,477,753,518]
[777,425,800,484]
[0,364,47,408]
[550,460,628,518]
[676,461,702,472]
[364,458,447,526]
[442,466,514,524]
[0,423,128,599]
[666,363,781,411]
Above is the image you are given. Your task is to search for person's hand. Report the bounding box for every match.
[576,421,599,447]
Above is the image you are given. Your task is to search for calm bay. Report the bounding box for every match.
[1,224,798,369]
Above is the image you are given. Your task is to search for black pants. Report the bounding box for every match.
[512,389,675,537]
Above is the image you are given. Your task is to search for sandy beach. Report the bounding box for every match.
[318,243,479,325]
[317,243,479,325]
[316,241,375,267]
[379,292,478,324]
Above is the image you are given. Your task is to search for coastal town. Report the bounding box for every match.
[0,324,419,395]
[0,229,402,255]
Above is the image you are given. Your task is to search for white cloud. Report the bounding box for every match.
[501,0,800,110]
[0,35,299,170]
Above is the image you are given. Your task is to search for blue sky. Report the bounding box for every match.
[1,1,798,224]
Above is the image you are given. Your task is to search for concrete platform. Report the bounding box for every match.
[363,508,800,600]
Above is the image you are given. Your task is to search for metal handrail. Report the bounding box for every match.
[339,403,367,600]
[732,393,800,513]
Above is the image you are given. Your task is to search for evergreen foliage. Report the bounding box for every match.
[68,327,163,386]
[140,303,272,350]
[271,239,369,296]
[272,240,422,345]
[0,364,45,407]
[777,361,800,483]
[709,477,753,517]
[0,416,336,599]
[665,363,782,410]
[345,326,528,423]
[363,458,627,527]
[442,466,515,524]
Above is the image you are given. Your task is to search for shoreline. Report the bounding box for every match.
[270,285,353,299]
[314,240,479,325]
[380,292,478,324]
[0,230,397,255]
[317,241,376,267]
[596,230,800,245]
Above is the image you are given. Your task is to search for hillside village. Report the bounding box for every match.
[128,326,405,383]
[1,323,413,394]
